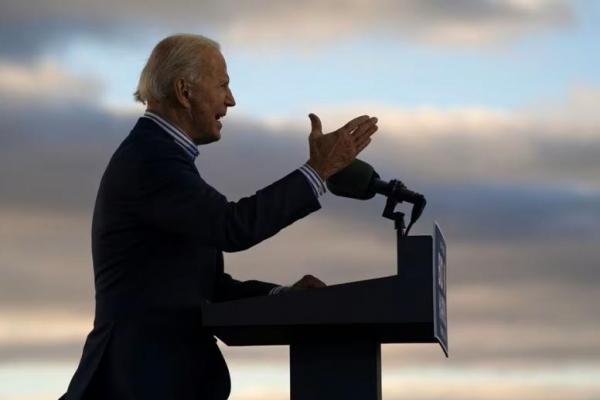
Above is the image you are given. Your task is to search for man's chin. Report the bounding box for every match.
[196,131,221,145]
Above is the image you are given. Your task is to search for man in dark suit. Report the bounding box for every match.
[60,34,378,399]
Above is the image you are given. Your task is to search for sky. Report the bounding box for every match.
[0,0,599,399]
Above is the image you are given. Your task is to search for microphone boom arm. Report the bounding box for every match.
[325,158,426,235]
[381,179,426,237]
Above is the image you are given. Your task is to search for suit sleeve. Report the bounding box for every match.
[138,152,321,252]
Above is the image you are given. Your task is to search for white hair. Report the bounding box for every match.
[134,34,221,105]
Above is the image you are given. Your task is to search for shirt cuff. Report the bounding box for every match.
[299,163,327,198]
[269,285,291,295]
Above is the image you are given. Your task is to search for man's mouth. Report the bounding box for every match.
[215,113,225,128]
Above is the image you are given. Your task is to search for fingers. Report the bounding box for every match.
[355,137,371,155]
[340,115,371,133]
[351,117,378,141]
[353,122,376,151]
[308,113,322,136]
[306,112,379,179]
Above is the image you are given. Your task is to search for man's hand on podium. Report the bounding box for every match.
[291,274,327,290]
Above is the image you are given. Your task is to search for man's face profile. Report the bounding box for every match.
[187,48,236,145]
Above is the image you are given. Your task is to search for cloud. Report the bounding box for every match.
[263,85,600,190]
[3,360,599,400]
[220,0,575,48]
[3,206,597,365]
[381,365,600,400]
[0,11,142,62]
[4,274,600,365]
[221,362,600,400]
[1,76,599,369]
[0,59,103,107]
[0,77,597,230]
[0,308,91,350]
[0,0,576,61]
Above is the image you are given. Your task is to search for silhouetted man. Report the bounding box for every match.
[60,33,378,399]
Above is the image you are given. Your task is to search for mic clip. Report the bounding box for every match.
[382,180,407,234]
[382,180,426,237]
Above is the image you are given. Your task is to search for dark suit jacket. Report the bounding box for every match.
[60,117,321,399]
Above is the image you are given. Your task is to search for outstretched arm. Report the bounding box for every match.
[138,113,378,252]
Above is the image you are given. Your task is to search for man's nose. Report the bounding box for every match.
[226,88,236,107]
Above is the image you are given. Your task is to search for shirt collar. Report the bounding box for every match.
[142,111,200,160]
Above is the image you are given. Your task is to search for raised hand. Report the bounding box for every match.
[306,113,378,180]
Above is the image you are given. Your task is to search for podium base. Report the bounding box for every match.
[290,341,381,400]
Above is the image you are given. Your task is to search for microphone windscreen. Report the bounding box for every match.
[326,159,378,199]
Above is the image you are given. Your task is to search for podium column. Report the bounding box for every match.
[290,341,381,400]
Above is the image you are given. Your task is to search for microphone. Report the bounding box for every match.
[326,159,424,203]
[326,159,426,234]
[324,158,379,200]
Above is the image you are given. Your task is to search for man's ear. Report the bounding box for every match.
[174,78,193,109]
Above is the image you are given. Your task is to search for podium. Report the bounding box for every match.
[201,224,447,400]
